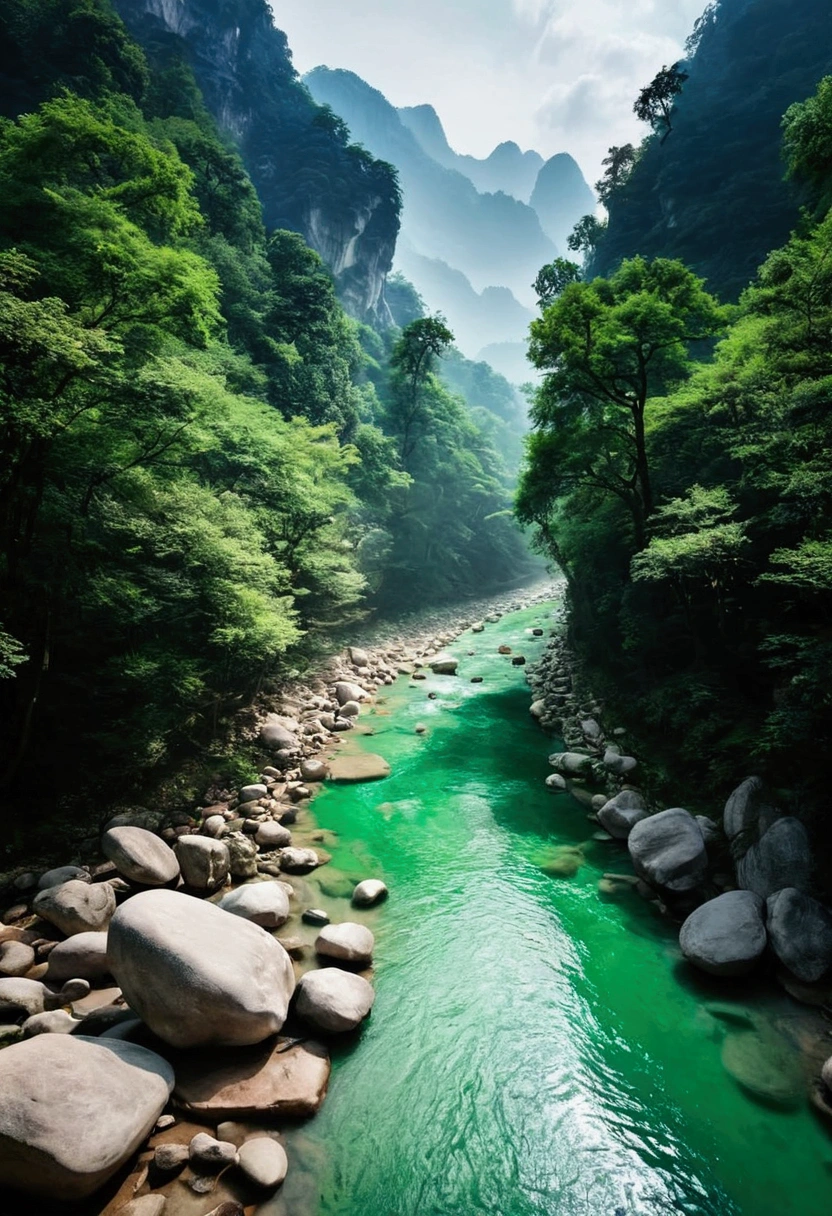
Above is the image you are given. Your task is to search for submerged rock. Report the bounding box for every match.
[174,1037,330,1120]
[0,1035,173,1199]
[679,891,766,976]
[721,1026,804,1109]
[328,753,391,782]
[107,888,295,1048]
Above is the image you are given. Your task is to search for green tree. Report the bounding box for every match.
[783,76,832,215]
[567,214,607,257]
[634,63,689,144]
[388,315,454,462]
[532,258,582,309]
[595,144,637,205]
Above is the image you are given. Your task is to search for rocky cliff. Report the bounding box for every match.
[114,0,401,325]
[593,0,832,299]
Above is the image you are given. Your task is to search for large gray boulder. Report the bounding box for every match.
[107,889,295,1048]
[548,752,593,777]
[766,888,832,983]
[46,932,110,983]
[597,790,648,840]
[723,775,765,842]
[429,655,458,675]
[627,808,708,892]
[295,968,375,1033]
[679,891,767,976]
[218,882,290,929]
[737,818,811,900]
[335,681,368,705]
[315,923,374,965]
[0,1034,173,1199]
[260,715,297,751]
[102,826,179,887]
[174,836,229,891]
[33,880,116,936]
[37,866,90,891]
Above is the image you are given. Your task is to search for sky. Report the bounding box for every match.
[271,0,708,184]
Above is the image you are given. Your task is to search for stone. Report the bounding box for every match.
[295,968,375,1033]
[238,1137,288,1191]
[301,758,328,782]
[45,931,110,983]
[154,1143,189,1174]
[203,815,226,839]
[279,847,322,873]
[349,646,369,667]
[335,681,368,705]
[226,833,258,880]
[0,977,51,1019]
[302,908,330,926]
[240,784,268,803]
[597,790,649,840]
[548,752,593,777]
[260,717,297,751]
[33,879,116,936]
[0,1035,173,1199]
[175,836,230,891]
[22,1009,79,1035]
[695,816,722,848]
[174,1037,330,1120]
[101,826,180,887]
[107,889,295,1048]
[545,773,567,791]
[340,700,362,719]
[37,865,90,891]
[352,879,388,907]
[0,940,35,977]
[766,888,832,983]
[218,882,290,929]
[721,1026,804,1109]
[530,700,545,718]
[13,872,38,892]
[189,1132,239,1170]
[679,891,767,976]
[327,753,391,782]
[603,749,638,776]
[738,817,812,900]
[315,922,374,965]
[429,656,458,675]
[723,775,765,842]
[627,808,708,893]
[511,656,526,666]
[255,821,292,849]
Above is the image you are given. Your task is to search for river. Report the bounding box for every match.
[275,600,832,1216]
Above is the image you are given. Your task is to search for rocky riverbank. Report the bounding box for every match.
[526,617,832,1121]
[0,579,561,1214]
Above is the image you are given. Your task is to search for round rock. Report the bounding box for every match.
[597,790,649,840]
[352,880,388,908]
[0,940,36,977]
[766,887,832,983]
[679,891,767,976]
[256,821,292,849]
[45,931,110,983]
[295,968,375,1033]
[107,888,295,1048]
[238,1137,288,1191]
[627,808,708,893]
[219,882,290,929]
[315,922,374,965]
[300,758,328,782]
[33,880,116,936]
[102,826,180,887]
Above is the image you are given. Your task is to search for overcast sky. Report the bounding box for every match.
[271,0,707,184]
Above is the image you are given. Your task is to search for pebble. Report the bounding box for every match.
[237,1136,288,1190]
[189,1132,239,1170]
[302,908,330,926]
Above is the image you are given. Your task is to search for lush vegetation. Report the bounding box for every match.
[0,0,533,834]
[519,76,832,830]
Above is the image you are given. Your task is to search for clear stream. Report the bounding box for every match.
[277,601,832,1216]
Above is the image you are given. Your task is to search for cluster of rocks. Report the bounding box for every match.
[527,632,832,1116]
[0,804,389,1207]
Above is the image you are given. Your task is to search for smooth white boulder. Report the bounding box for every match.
[107,889,295,1048]
[352,879,388,907]
[219,882,290,928]
[335,681,368,705]
[102,826,179,887]
[315,922,374,965]
[295,968,375,1033]
[255,821,292,849]
[238,1136,288,1190]
[33,880,116,936]
[0,1035,173,1199]
[174,836,230,891]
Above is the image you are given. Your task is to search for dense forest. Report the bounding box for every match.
[519,59,832,838]
[0,0,535,845]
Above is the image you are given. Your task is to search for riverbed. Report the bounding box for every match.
[278,601,832,1216]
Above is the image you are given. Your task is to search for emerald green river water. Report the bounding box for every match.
[279,601,832,1216]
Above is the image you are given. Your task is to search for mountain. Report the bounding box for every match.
[113,0,400,324]
[393,241,534,355]
[593,0,832,300]
[399,104,543,202]
[530,153,596,250]
[304,67,554,309]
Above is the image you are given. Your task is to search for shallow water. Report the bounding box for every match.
[283,601,832,1216]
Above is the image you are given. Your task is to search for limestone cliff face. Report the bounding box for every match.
[114,0,400,325]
